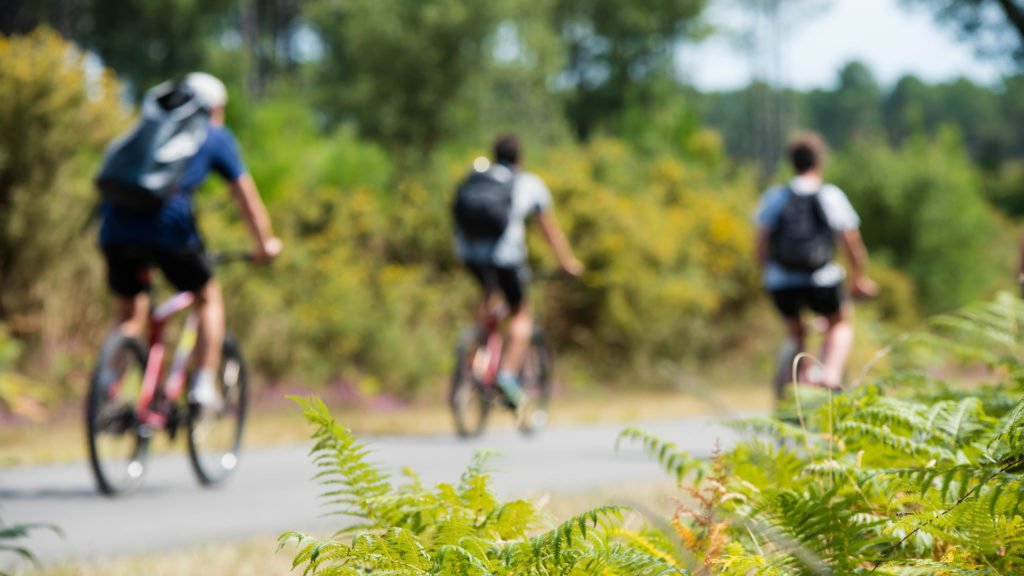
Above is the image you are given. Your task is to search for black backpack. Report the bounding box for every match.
[96,81,210,215]
[452,163,516,240]
[770,187,835,271]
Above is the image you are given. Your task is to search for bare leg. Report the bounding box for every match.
[114,294,149,338]
[782,315,807,351]
[500,303,533,377]
[781,315,809,384]
[476,291,499,328]
[819,304,854,388]
[195,280,225,374]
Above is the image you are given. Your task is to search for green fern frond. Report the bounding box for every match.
[725,417,819,446]
[618,428,704,483]
[918,292,1024,367]
[990,398,1024,460]
[294,396,392,528]
[609,527,683,569]
[714,541,801,576]
[729,439,809,493]
[480,499,543,541]
[574,544,689,575]
[288,528,435,576]
[869,463,1021,506]
[500,505,626,571]
[0,520,59,573]
[836,421,955,462]
[431,544,493,575]
[873,559,993,576]
[456,451,500,518]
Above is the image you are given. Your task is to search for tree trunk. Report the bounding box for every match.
[995,0,1024,44]
[243,0,262,97]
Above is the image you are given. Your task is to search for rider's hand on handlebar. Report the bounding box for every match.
[561,258,585,278]
[253,237,283,264]
[851,274,879,300]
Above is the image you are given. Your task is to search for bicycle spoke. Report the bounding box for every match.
[87,334,149,496]
[188,340,247,486]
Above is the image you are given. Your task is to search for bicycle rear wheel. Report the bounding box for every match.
[187,337,248,486]
[450,327,490,438]
[86,333,150,496]
[772,339,801,405]
[517,329,552,435]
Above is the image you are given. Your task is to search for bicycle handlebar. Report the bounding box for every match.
[529,270,578,282]
[207,251,256,266]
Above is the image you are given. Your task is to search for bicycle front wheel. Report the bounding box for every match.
[187,337,248,486]
[517,329,552,435]
[450,327,490,438]
[86,333,150,496]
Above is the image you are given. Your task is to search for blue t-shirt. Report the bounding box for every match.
[99,126,248,250]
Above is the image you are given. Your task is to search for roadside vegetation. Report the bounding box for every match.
[3,2,1024,574]
[1,22,1020,416]
[278,295,1024,575]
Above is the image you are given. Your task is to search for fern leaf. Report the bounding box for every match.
[618,428,703,483]
[293,396,392,529]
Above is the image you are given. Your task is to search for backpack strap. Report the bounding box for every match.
[807,185,831,231]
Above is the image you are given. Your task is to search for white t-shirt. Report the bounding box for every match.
[756,175,861,290]
[454,166,552,267]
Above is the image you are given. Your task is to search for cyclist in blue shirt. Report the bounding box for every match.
[99,72,281,412]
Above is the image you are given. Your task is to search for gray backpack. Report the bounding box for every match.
[96,81,210,215]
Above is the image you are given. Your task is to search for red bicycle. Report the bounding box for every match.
[85,253,250,496]
[449,278,558,438]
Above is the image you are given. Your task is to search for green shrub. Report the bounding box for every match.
[0,28,127,385]
[0,322,48,419]
[1,33,1010,401]
[197,117,762,393]
[831,131,1011,313]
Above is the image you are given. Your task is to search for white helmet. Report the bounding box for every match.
[185,72,227,109]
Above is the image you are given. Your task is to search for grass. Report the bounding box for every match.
[20,481,682,576]
[17,536,299,576]
[0,380,772,467]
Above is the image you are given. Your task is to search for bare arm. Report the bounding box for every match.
[536,210,583,276]
[229,174,281,262]
[756,227,771,270]
[839,229,877,298]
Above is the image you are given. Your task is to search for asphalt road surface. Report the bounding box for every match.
[1,417,742,569]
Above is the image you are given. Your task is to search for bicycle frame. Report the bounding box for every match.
[471,274,562,388]
[134,291,199,429]
[471,301,509,387]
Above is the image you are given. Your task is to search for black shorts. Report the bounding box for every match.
[465,263,528,310]
[769,284,845,319]
[102,244,212,297]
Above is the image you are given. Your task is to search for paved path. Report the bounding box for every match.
[1,417,742,569]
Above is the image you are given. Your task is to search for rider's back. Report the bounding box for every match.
[454,167,551,267]
[100,126,246,250]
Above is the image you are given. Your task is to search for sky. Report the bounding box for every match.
[678,0,1009,91]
